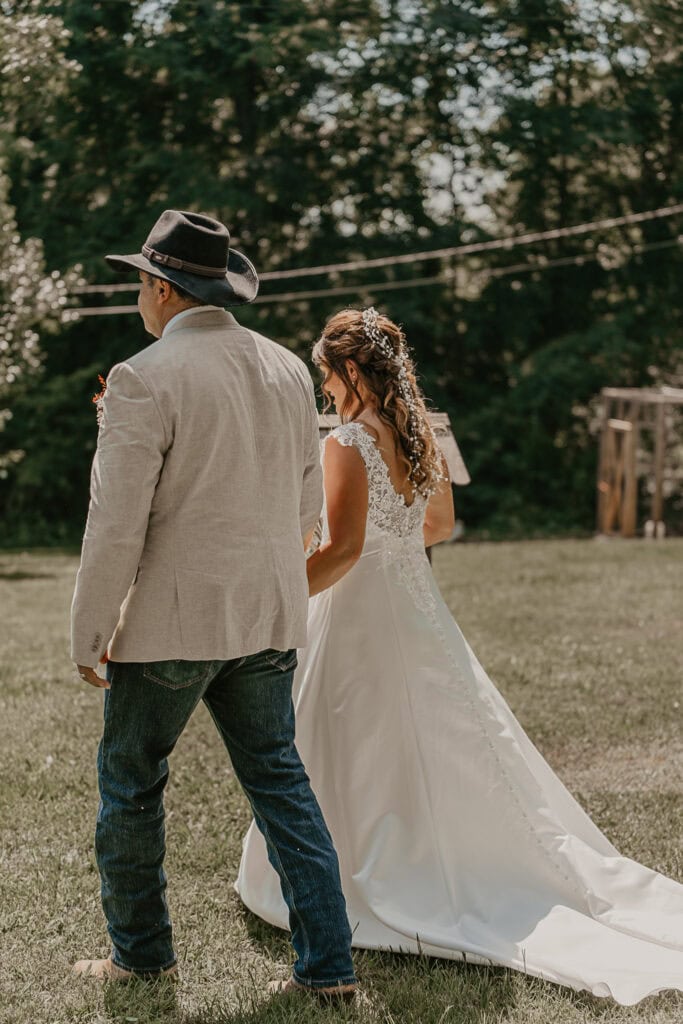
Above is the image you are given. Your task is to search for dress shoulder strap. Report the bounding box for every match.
[328,422,381,472]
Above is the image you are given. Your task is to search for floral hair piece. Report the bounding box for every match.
[360,308,412,397]
[360,307,442,485]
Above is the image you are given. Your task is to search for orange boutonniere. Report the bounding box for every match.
[92,374,107,426]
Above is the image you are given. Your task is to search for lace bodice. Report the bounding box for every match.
[328,422,428,543]
[322,422,438,626]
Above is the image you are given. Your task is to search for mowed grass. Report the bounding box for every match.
[0,539,681,1024]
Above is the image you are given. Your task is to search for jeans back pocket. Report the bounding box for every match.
[262,648,298,674]
[143,659,219,690]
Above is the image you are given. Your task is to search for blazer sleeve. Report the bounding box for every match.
[70,361,169,666]
[299,373,323,537]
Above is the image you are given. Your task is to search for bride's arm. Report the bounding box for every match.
[423,460,455,547]
[306,437,368,597]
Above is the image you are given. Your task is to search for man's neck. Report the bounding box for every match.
[160,304,224,338]
[158,301,203,334]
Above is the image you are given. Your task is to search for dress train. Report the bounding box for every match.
[236,423,683,1005]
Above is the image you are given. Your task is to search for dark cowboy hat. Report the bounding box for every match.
[105,209,259,306]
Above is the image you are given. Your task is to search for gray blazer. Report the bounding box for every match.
[71,309,323,666]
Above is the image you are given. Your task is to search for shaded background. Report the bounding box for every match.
[1,0,681,545]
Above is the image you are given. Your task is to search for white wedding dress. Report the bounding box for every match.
[236,422,683,1006]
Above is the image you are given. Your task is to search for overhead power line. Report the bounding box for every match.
[65,235,682,317]
[69,274,445,316]
[257,203,683,281]
[485,235,681,279]
[71,202,683,299]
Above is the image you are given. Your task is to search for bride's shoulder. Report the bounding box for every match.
[325,424,378,475]
[328,421,375,452]
[322,427,371,493]
[328,422,356,444]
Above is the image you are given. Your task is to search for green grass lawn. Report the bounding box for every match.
[0,540,681,1024]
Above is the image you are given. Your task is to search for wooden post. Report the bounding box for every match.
[596,395,611,533]
[601,425,620,533]
[604,419,631,534]
[651,403,666,527]
[620,412,638,538]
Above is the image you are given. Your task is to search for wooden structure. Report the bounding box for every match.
[596,387,683,537]
[318,411,470,485]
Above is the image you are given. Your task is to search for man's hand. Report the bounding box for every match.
[76,657,110,689]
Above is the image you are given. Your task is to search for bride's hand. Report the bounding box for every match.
[423,458,455,547]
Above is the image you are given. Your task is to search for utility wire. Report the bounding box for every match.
[67,274,442,316]
[72,203,683,296]
[257,204,683,281]
[485,234,683,278]
[65,235,682,317]
[485,235,681,279]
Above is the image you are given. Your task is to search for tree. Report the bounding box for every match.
[0,0,78,135]
[2,0,492,540]
[0,2,81,479]
[2,1,682,540]
[447,0,683,533]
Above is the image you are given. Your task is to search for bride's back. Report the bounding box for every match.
[352,414,415,507]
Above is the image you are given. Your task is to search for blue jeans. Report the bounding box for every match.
[96,650,355,987]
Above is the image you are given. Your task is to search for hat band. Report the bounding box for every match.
[142,244,227,279]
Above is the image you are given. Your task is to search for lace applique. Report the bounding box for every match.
[329,422,427,540]
[329,422,437,624]
[327,423,585,899]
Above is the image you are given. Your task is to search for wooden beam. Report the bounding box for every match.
[601,386,683,406]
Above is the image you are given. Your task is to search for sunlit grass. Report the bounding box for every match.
[0,540,681,1023]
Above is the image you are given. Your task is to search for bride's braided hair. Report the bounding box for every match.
[312,307,445,498]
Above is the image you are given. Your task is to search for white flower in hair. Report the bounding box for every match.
[361,307,406,371]
[361,308,423,468]
[360,307,446,493]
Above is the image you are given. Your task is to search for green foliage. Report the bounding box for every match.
[458,321,644,535]
[2,0,682,542]
[0,363,99,545]
[0,0,82,482]
[0,0,79,139]
[0,175,78,403]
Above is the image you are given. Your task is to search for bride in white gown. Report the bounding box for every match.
[236,307,683,1006]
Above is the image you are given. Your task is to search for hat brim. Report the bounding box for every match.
[104,247,259,307]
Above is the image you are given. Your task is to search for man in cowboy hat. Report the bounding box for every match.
[70,210,356,998]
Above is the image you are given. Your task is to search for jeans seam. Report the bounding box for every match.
[258,816,311,972]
